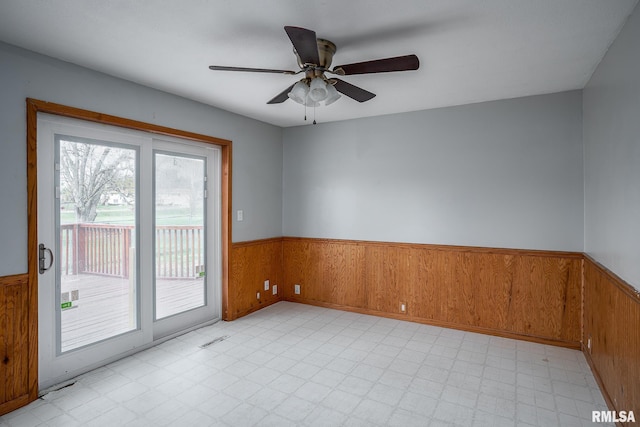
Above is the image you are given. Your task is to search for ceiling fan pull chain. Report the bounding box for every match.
[313,104,317,125]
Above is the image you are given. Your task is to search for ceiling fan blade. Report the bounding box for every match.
[267,83,296,104]
[333,54,419,75]
[209,65,296,74]
[333,79,376,102]
[284,26,320,65]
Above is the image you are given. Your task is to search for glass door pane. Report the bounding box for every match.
[58,137,138,352]
[154,152,206,319]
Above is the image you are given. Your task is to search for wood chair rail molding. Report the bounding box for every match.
[283,236,584,258]
[583,254,640,301]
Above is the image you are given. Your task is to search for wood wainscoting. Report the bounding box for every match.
[583,256,640,422]
[283,237,583,348]
[0,274,35,416]
[228,238,284,320]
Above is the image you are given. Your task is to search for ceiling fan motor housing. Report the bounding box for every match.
[296,38,336,76]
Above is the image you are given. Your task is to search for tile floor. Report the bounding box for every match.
[1,301,612,426]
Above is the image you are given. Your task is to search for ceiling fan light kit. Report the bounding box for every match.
[288,81,309,104]
[209,25,419,121]
[309,77,329,102]
[287,77,340,107]
[324,83,341,106]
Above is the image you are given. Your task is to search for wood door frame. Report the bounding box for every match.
[26,98,232,401]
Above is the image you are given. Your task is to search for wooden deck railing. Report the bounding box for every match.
[155,225,204,279]
[60,223,204,279]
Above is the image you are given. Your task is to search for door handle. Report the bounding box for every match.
[39,243,54,274]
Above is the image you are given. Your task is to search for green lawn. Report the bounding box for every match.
[61,204,203,226]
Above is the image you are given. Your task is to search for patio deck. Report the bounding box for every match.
[60,274,204,351]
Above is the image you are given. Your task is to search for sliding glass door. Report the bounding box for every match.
[151,142,220,339]
[38,115,221,389]
[58,137,140,353]
[154,152,207,319]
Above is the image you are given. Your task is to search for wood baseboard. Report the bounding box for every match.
[0,394,31,417]
[283,237,582,346]
[228,298,282,321]
[582,342,616,413]
[284,296,580,349]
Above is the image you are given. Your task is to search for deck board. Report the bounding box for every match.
[60,274,204,351]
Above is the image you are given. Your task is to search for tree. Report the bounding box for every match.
[59,140,135,222]
[155,154,204,219]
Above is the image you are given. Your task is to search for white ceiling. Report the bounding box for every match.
[0,0,637,127]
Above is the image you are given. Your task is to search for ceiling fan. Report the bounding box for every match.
[209,26,419,107]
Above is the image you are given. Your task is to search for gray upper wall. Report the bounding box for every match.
[584,3,640,290]
[283,91,584,252]
[0,42,283,277]
[5,4,640,283]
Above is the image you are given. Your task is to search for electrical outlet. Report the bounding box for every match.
[400,302,407,313]
[264,280,270,291]
[237,210,244,221]
[272,285,278,295]
[256,292,260,300]
[294,284,301,295]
